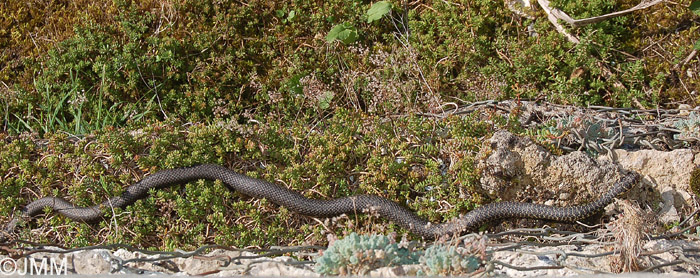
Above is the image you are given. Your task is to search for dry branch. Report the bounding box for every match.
[537,0,580,43]
[541,0,664,29]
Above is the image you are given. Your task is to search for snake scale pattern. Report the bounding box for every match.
[9,164,638,238]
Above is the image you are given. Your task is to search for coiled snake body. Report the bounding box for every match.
[5,164,639,239]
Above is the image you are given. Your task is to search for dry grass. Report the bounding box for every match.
[609,199,647,272]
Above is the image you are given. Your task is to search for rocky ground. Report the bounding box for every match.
[1,237,698,276]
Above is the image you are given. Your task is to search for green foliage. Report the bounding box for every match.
[3,0,697,136]
[8,3,195,134]
[366,1,393,23]
[417,245,482,276]
[315,233,418,275]
[545,115,606,141]
[674,112,700,140]
[692,1,700,15]
[315,233,486,276]
[326,23,359,44]
[326,1,392,44]
[318,91,335,110]
[526,114,616,156]
[0,1,118,85]
[0,109,495,248]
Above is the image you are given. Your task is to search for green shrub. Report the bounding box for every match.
[315,233,418,275]
[418,245,482,276]
[0,109,497,248]
[315,233,486,276]
[5,0,694,136]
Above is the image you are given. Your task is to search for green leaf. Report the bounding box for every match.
[695,39,700,51]
[326,24,344,43]
[318,91,334,110]
[367,1,393,23]
[284,73,306,94]
[326,23,359,44]
[691,1,700,15]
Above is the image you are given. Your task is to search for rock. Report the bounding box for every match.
[247,257,318,277]
[3,252,71,275]
[477,130,624,206]
[72,249,112,274]
[2,236,700,276]
[600,149,699,224]
[679,104,692,116]
[176,249,230,275]
[478,130,700,228]
[643,239,700,265]
[491,239,700,276]
[376,264,424,276]
[112,248,180,274]
[492,244,615,277]
[369,266,407,277]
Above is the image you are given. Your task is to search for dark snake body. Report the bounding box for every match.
[11,164,638,238]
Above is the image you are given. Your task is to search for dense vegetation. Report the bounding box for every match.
[0,0,698,248]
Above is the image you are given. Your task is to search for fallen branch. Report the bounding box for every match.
[542,0,664,28]
[537,0,580,44]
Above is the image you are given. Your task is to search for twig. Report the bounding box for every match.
[537,0,580,44]
[542,0,664,28]
[673,49,698,71]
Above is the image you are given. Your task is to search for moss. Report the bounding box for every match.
[690,167,700,197]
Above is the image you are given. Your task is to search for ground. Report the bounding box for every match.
[0,0,699,251]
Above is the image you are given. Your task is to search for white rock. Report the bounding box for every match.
[602,149,699,224]
[72,249,112,274]
[176,249,238,275]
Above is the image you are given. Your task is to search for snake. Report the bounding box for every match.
[1,164,639,240]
